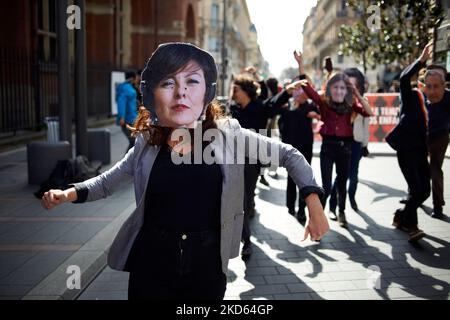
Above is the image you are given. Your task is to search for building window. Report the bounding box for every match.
[211,4,219,28]
[37,0,57,62]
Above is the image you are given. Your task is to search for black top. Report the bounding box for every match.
[426,89,450,136]
[143,143,223,232]
[230,91,291,131]
[394,59,428,149]
[278,102,317,148]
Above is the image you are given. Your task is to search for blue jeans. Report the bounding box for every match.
[329,140,362,211]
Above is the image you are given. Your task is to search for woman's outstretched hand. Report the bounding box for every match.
[41,188,77,210]
[302,193,329,242]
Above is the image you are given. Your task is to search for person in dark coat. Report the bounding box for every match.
[278,87,320,221]
[386,44,431,242]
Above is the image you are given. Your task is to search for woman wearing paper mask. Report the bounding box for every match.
[41,43,328,300]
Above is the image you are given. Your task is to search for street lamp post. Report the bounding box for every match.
[75,0,88,157]
[57,0,71,144]
[221,0,228,96]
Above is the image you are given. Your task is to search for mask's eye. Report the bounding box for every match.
[187,79,200,84]
[160,79,175,88]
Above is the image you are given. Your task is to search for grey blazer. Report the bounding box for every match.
[73,118,322,273]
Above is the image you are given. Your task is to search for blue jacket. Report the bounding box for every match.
[116,82,137,125]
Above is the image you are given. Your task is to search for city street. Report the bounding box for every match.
[78,131,450,300]
[1,0,450,304]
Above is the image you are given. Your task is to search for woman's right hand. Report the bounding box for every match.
[41,189,73,210]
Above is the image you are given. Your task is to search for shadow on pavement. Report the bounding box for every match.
[359,179,407,203]
[343,209,450,299]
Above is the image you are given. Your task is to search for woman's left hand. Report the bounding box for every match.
[302,193,329,242]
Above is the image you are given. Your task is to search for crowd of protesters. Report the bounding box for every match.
[227,42,449,253]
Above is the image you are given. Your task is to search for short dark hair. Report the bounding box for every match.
[344,67,365,95]
[125,70,137,81]
[265,77,279,96]
[233,74,260,100]
[140,42,218,114]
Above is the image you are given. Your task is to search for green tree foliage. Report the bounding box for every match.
[339,0,444,72]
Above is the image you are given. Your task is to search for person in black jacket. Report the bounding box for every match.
[278,87,320,221]
[230,74,304,256]
[387,44,431,242]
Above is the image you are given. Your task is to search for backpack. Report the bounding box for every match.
[34,155,101,199]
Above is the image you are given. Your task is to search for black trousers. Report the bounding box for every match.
[242,163,260,244]
[127,226,226,300]
[427,132,449,209]
[286,144,313,214]
[329,140,362,210]
[396,145,430,226]
[320,139,352,212]
[121,125,135,152]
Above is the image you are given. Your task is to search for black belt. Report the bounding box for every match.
[322,139,352,147]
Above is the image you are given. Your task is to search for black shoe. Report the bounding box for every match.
[249,208,256,219]
[259,175,269,186]
[288,208,295,216]
[408,227,426,242]
[350,198,359,211]
[338,212,348,228]
[268,171,279,179]
[259,175,270,187]
[362,146,369,157]
[241,242,253,257]
[431,207,444,219]
[392,209,403,228]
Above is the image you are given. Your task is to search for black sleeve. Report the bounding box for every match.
[304,101,320,114]
[300,186,325,200]
[263,90,291,118]
[67,183,88,203]
[399,60,424,111]
[229,104,239,119]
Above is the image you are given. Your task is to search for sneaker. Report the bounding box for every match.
[328,210,337,221]
[408,227,425,242]
[259,175,269,187]
[241,242,253,257]
[338,212,348,228]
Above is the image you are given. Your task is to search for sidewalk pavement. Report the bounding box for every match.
[0,124,133,299]
[0,125,449,300]
[79,139,450,300]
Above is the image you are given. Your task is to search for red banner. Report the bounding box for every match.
[366,93,400,142]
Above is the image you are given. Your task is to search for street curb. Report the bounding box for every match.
[21,203,135,300]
